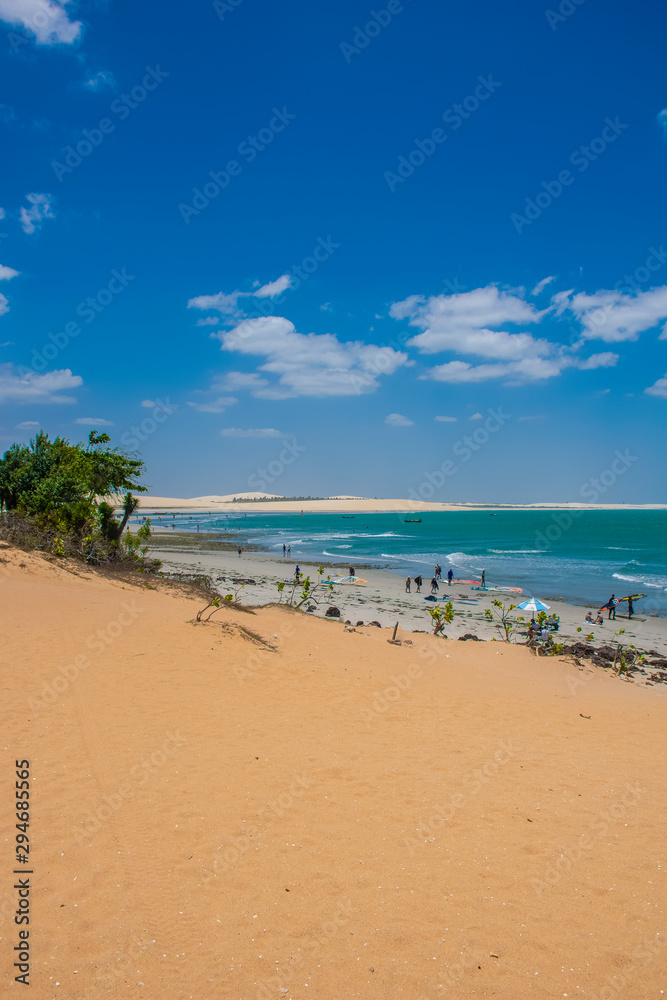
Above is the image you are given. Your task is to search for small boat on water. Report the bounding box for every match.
[404,518,421,523]
[341,515,354,518]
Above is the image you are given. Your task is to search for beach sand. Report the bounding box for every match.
[2,540,666,998]
[149,533,667,666]
[133,495,667,513]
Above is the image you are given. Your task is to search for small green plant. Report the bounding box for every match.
[610,628,645,676]
[428,601,454,636]
[52,536,65,557]
[484,599,519,642]
[282,568,334,609]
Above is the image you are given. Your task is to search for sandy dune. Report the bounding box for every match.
[132,495,667,513]
[1,542,666,998]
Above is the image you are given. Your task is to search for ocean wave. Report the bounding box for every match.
[489,549,543,554]
[605,546,634,550]
[612,572,667,590]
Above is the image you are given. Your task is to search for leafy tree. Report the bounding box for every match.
[0,429,151,565]
[0,429,145,534]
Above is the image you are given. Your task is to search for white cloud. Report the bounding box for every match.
[531,275,555,296]
[0,364,81,404]
[469,412,483,420]
[253,274,291,298]
[196,316,220,326]
[20,192,56,235]
[421,349,618,385]
[0,264,19,280]
[0,207,5,218]
[214,371,269,392]
[215,315,408,398]
[434,415,457,422]
[220,427,284,438]
[320,302,333,312]
[0,0,82,44]
[82,69,117,92]
[74,417,114,426]
[385,413,414,427]
[564,286,667,342]
[658,109,667,135]
[645,373,667,398]
[391,285,549,361]
[187,396,238,413]
[422,357,565,384]
[188,291,242,316]
[188,275,293,323]
[16,420,39,430]
[141,399,156,408]
[576,352,619,369]
[0,293,9,316]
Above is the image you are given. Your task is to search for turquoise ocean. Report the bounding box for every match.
[149,509,667,614]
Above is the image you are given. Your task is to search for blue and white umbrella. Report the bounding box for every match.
[518,597,550,612]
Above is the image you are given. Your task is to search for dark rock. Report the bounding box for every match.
[306,605,315,612]
[563,642,597,659]
[325,606,340,617]
[595,644,617,661]
[459,633,481,641]
[356,620,364,627]
[368,621,382,627]
[648,657,667,669]
[590,655,612,669]
[344,620,351,625]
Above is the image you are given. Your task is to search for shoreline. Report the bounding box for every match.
[147,531,667,670]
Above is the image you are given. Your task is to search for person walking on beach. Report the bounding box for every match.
[447,568,453,586]
[415,574,422,593]
[627,595,634,619]
[295,565,301,580]
[435,563,441,580]
[405,576,411,593]
[349,565,355,578]
[606,594,617,619]
[481,570,486,588]
[431,576,439,594]
[283,543,286,556]
[237,546,242,557]
[287,544,291,556]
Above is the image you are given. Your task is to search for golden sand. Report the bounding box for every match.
[1,543,665,998]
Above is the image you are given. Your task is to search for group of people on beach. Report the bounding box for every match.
[585,593,636,623]
[405,565,454,593]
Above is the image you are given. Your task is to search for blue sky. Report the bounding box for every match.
[0,0,666,502]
